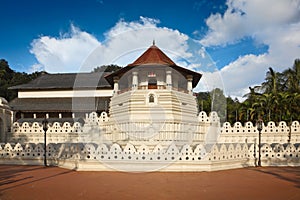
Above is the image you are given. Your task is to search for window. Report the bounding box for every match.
[149,94,155,103]
[147,92,157,105]
[148,78,157,89]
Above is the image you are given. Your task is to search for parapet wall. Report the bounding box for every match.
[8,111,300,145]
[2,111,299,171]
[0,142,299,171]
[219,121,300,144]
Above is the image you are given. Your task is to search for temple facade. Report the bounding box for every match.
[8,43,204,146]
[103,44,203,146]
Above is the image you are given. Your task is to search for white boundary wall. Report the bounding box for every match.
[1,111,299,171]
[0,142,299,171]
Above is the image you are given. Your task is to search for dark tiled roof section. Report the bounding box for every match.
[128,45,176,66]
[9,97,110,112]
[9,72,112,90]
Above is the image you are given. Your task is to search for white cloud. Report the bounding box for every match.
[220,54,268,97]
[28,63,44,73]
[29,4,300,100]
[30,24,100,72]
[200,0,300,99]
[201,0,300,46]
[30,17,191,73]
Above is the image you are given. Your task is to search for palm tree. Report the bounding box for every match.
[242,86,262,122]
[261,67,278,94]
[287,92,300,122]
[283,59,300,93]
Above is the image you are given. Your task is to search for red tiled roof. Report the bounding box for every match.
[128,44,176,66]
[105,43,202,88]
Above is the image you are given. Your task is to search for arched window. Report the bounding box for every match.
[149,94,155,103]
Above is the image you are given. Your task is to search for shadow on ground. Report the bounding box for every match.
[249,167,300,188]
[0,165,74,192]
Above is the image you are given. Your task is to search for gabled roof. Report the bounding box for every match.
[105,44,202,88]
[9,72,112,90]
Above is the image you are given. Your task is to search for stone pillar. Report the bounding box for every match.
[72,113,75,118]
[33,113,36,119]
[187,75,193,94]
[46,113,49,119]
[132,71,138,89]
[166,70,172,90]
[113,76,119,94]
[59,113,62,118]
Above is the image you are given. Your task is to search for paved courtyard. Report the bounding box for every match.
[0,165,299,200]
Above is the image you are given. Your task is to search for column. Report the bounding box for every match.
[187,75,193,94]
[132,71,138,89]
[166,70,172,90]
[113,76,119,94]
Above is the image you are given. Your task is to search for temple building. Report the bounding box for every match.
[2,43,300,172]
[9,43,201,125]
[9,72,113,121]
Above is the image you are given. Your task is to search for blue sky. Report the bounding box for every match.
[1,0,300,98]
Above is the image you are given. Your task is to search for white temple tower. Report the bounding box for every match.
[105,43,203,145]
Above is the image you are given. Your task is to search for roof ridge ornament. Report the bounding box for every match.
[152,40,155,46]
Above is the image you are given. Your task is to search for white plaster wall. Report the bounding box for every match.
[18,89,113,98]
[1,142,299,172]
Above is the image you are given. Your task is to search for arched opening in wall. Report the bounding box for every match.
[149,94,155,103]
[0,117,4,143]
[148,78,157,89]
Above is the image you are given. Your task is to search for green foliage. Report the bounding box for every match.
[197,58,300,124]
[0,59,43,101]
[197,88,227,123]
[92,64,122,73]
[197,92,211,113]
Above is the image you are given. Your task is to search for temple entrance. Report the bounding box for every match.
[148,79,157,89]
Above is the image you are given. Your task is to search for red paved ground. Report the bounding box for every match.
[0,165,299,200]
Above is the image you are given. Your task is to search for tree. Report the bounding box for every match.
[0,59,43,101]
[210,88,227,123]
[196,92,211,114]
[283,59,300,93]
[261,67,285,94]
[92,64,122,73]
[226,97,240,124]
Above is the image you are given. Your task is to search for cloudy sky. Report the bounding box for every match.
[1,0,300,99]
